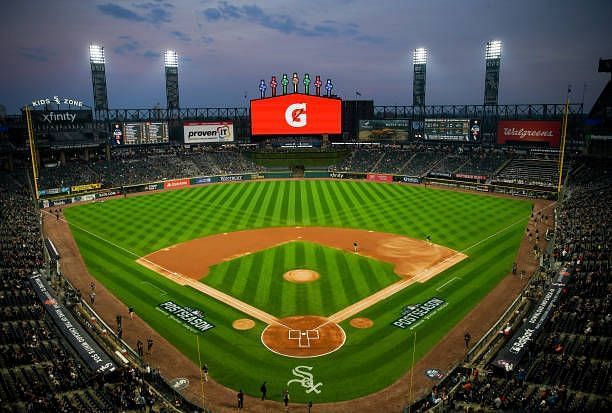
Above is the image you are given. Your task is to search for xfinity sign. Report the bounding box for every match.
[184,121,234,143]
[31,110,93,125]
[42,112,76,123]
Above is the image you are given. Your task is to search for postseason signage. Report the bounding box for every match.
[392,298,447,329]
[157,301,215,333]
[493,267,571,371]
[250,93,342,135]
[29,274,116,373]
[184,121,235,143]
[497,120,561,147]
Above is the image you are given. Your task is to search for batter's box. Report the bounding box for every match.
[289,329,320,348]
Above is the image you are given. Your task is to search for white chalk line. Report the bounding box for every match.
[435,277,461,292]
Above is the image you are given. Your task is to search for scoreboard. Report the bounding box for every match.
[112,122,169,145]
[424,119,480,142]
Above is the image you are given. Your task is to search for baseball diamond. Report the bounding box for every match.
[55,179,532,403]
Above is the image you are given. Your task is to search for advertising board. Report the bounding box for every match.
[250,93,341,135]
[184,121,234,143]
[497,120,561,147]
[163,179,190,189]
[366,173,393,182]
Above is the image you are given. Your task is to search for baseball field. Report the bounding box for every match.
[62,179,531,403]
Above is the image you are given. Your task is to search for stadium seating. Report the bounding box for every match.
[0,171,183,412]
[410,159,611,412]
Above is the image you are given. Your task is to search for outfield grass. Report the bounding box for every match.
[64,180,532,403]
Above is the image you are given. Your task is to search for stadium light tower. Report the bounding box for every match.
[484,40,502,105]
[89,44,108,112]
[413,48,427,107]
[164,50,180,109]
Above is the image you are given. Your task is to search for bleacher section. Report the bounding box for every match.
[0,171,180,412]
[409,160,612,412]
[403,150,445,177]
[494,158,562,188]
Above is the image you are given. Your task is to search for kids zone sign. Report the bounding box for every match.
[250,94,342,135]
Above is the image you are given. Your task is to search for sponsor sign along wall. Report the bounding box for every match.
[163,179,190,189]
[184,121,235,143]
[366,173,393,182]
[497,120,561,147]
[250,93,341,135]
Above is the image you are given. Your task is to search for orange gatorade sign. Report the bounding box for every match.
[250,94,341,135]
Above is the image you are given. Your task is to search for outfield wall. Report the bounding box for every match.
[38,170,556,208]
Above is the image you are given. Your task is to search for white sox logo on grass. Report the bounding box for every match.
[156,301,214,333]
[392,297,447,329]
[285,103,307,127]
[287,366,323,394]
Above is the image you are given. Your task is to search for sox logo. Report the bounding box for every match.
[287,365,323,394]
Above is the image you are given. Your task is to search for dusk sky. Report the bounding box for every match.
[1,0,611,114]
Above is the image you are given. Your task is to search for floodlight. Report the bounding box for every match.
[164,50,178,68]
[413,48,427,65]
[485,40,502,60]
[89,44,105,64]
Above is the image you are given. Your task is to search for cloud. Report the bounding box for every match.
[201,1,381,43]
[97,2,171,24]
[97,3,146,21]
[19,47,53,62]
[114,39,141,55]
[203,8,221,20]
[171,30,191,42]
[201,35,214,44]
[143,50,160,59]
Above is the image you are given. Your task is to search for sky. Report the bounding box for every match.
[1,0,611,114]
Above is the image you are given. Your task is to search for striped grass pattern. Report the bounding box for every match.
[64,180,532,403]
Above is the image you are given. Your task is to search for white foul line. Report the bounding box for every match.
[435,277,460,292]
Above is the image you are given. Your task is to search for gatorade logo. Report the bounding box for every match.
[285,103,307,128]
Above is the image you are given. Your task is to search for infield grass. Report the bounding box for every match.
[63,180,532,403]
[203,241,399,317]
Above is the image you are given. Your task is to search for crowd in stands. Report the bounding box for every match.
[0,170,187,412]
[333,145,509,179]
[37,144,573,193]
[39,146,264,190]
[412,159,611,412]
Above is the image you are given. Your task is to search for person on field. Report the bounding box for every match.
[202,364,208,382]
[283,388,290,409]
[464,332,471,349]
[260,381,267,400]
[237,389,244,409]
[353,241,359,253]
[128,306,134,320]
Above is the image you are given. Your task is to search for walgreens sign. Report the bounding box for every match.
[497,120,561,147]
[250,94,341,135]
[184,121,234,143]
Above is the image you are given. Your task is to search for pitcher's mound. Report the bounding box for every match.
[283,269,320,283]
[232,319,255,330]
[350,318,374,329]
